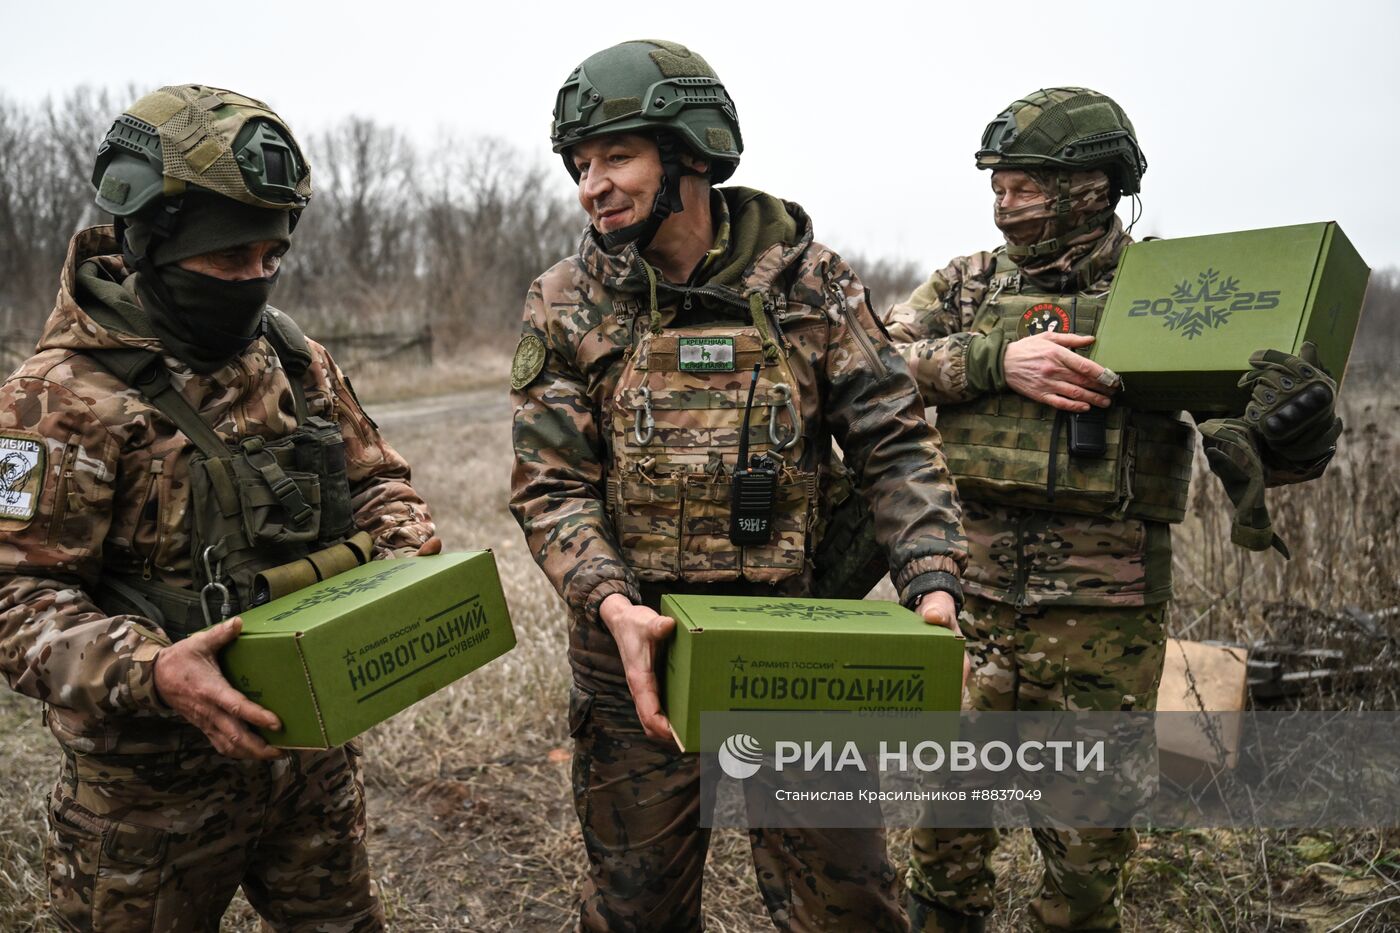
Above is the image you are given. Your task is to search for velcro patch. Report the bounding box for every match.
[0,433,46,524]
[99,176,131,206]
[1018,302,1071,338]
[678,337,735,372]
[511,335,547,390]
[186,137,225,174]
[705,127,735,153]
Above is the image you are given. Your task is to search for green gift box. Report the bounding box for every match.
[660,594,964,752]
[1091,222,1369,412]
[220,551,516,748]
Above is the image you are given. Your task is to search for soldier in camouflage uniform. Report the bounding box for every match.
[881,88,1343,932]
[0,85,436,931]
[510,40,968,931]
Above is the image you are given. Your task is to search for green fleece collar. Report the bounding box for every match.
[579,186,810,307]
[75,259,152,338]
[688,190,731,284]
[703,186,801,292]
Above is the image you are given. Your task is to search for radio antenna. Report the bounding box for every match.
[738,363,760,466]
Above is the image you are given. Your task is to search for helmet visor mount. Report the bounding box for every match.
[232,120,308,207]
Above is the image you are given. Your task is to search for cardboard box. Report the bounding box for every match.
[1092,222,1369,412]
[660,594,964,752]
[1156,638,1250,778]
[221,551,516,748]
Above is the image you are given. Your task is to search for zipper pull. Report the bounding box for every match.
[683,293,693,311]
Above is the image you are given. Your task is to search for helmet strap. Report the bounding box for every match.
[122,196,186,312]
[1054,172,1073,239]
[1004,208,1116,262]
[599,133,697,253]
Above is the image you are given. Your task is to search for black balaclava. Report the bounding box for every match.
[122,190,292,373]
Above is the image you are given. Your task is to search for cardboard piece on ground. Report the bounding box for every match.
[1092,221,1369,412]
[660,594,964,752]
[1156,638,1249,774]
[221,551,516,748]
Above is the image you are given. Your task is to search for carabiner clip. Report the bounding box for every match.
[199,581,232,627]
[768,383,799,452]
[199,546,231,626]
[633,386,655,446]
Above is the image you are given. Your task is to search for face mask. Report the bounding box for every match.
[137,266,279,373]
[992,170,1114,274]
[992,195,1062,248]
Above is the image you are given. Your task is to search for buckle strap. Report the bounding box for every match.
[240,437,314,528]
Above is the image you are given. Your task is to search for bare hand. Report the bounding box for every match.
[153,618,282,760]
[1004,332,1118,412]
[599,593,676,742]
[416,536,443,556]
[917,591,971,689]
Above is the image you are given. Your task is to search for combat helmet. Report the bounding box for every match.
[977,88,1145,261]
[92,85,310,248]
[551,40,742,249]
[976,87,1145,195]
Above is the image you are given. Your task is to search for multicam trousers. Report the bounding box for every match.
[908,595,1168,932]
[569,686,905,932]
[46,735,383,932]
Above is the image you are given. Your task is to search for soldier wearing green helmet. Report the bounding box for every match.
[512,40,969,931]
[0,85,438,929]
[881,88,1342,932]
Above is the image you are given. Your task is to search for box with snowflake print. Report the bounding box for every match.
[219,551,516,748]
[1092,222,1368,412]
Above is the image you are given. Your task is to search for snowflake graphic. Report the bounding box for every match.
[267,563,412,622]
[1163,269,1240,340]
[712,602,893,620]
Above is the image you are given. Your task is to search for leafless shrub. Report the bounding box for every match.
[840,250,925,313]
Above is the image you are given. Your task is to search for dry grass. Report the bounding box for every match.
[346,346,516,405]
[1,376,1397,931]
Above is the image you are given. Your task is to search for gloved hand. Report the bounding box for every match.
[1198,418,1290,558]
[1239,341,1343,462]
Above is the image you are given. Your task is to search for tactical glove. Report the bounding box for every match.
[1239,341,1343,463]
[1198,418,1290,558]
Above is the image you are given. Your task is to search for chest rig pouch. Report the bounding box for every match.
[936,260,1195,524]
[607,318,816,584]
[89,327,361,639]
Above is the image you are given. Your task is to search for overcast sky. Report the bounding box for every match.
[4,0,1397,272]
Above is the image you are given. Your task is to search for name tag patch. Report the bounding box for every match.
[678,337,735,372]
[0,433,45,523]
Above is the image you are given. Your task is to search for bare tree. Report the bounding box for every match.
[0,87,117,330]
[840,251,925,313]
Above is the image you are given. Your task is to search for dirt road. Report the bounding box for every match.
[366,385,508,430]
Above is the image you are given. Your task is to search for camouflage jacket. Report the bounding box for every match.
[884,223,1325,609]
[511,188,966,627]
[0,227,433,753]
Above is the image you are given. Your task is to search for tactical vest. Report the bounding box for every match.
[606,318,816,584]
[88,310,370,639]
[936,254,1195,524]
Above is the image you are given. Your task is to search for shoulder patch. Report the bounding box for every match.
[511,334,547,391]
[0,432,45,524]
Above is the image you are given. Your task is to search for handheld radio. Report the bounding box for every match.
[1067,295,1108,457]
[729,364,779,545]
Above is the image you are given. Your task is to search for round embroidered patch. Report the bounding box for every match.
[511,334,547,390]
[1019,302,1072,337]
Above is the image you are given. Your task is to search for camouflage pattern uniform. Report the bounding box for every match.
[886,222,1333,932]
[0,227,434,930]
[512,186,967,931]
